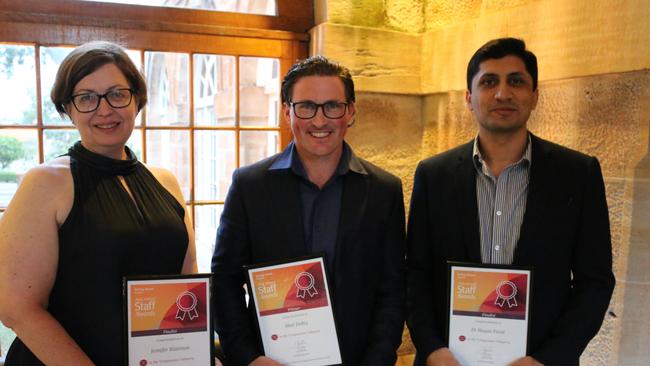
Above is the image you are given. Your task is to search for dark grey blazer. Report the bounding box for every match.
[406,134,615,366]
[212,145,406,366]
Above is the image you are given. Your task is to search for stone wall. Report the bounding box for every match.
[313,0,650,365]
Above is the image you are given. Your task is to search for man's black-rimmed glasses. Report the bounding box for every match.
[290,101,348,119]
[70,88,134,113]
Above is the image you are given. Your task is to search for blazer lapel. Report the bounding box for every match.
[267,170,306,258]
[334,171,368,290]
[514,135,554,263]
[456,142,482,262]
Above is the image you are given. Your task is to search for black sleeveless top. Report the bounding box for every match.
[6,142,188,365]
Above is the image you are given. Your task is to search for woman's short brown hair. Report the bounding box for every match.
[51,41,147,116]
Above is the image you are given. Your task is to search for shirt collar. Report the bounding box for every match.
[472,133,532,171]
[269,141,367,178]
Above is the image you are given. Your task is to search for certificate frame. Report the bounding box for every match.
[245,254,343,366]
[123,273,215,366]
[447,262,533,366]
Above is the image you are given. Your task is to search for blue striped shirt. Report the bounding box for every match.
[473,135,531,265]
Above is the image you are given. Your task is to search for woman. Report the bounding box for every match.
[0,41,197,365]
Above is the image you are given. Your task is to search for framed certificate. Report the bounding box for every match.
[447,262,532,366]
[246,255,342,366]
[123,274,214,366]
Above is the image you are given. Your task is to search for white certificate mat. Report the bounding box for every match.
[124,274,214,366]
[448,263,531,366]
[247,256,342,366]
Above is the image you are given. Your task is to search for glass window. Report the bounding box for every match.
[194,131,236,201]
[239,57,279,127]
[81,0,277,16]
[0,129,39,207]
[145,51,190,126]
[193,54,236,126]
[1,43,281,219]
[146,129,191,199]
[126,50,144,127]
[0,45,36,126]
[40,46,75,125]
[240,130,279,167]
[43,130,81,161]
[126,129,143,160]
[194,204,224,273]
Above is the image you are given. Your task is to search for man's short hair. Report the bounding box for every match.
[281,55,355,103]
[51,41,147,117]
[466,38,538,91]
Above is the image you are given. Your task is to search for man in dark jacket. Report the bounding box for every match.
[212,56,406,366]
[407,38,615,366]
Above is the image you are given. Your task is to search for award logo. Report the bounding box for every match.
[294,271,318,299]
[494,280,518,308]
[175,291,199,321]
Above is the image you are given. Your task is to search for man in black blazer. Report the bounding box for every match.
[212,56,406,366]
[407,38,614,366]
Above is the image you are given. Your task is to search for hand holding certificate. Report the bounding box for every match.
[448,263,532,366]
[247,256,342,366]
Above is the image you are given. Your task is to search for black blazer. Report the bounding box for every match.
[212,145,406,366]
[406,134,615,366]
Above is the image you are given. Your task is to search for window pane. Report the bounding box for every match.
[126,49,144,127]
[0,129,39,207]
[145,52,189,126]
[146,129,190,199]
[194,204,224,273]
[126,128,143,160]
[81,0,277,15]
[194,131,235,201]
[41,46,74,125]
[126,49,142,69]
[43,130,80,161]
[193,54,236,126]
[1,321,16,358]
[0,45,36,125]
[239,57,279,127]
[239,131,279,167]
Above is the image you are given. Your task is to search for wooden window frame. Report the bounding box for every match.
[0,0,311,213]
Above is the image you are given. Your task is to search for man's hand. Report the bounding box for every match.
[425,348,461,366]
[508,356,543,366]
[249,356,285,366]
